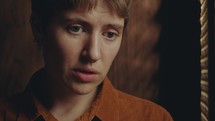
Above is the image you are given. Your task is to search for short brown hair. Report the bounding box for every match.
[31,0,131,26]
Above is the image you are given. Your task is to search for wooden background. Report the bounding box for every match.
[0,0,43,97]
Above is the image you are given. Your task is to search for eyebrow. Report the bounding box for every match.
[59,18,124,32]
[105,24,124,32]
[59,18,88,26]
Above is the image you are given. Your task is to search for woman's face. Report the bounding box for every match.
[43,1,124,95]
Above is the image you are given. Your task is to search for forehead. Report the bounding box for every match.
[53,0,124,26]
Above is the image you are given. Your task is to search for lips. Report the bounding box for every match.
[73,68,99,83]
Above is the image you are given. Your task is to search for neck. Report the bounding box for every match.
[49,88,97,121]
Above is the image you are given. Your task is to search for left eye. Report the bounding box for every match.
[67,25,86,34]
[103,32,118,40]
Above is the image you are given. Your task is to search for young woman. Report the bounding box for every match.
[0,0,173,120]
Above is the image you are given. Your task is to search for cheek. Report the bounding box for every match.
[102,41,121,69]
[44,33,80,68]
[56,40,83,66]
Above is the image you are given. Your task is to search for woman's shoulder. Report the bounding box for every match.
[115,89,173,121]
[0,93,24,111]
[0,98,8,109]
[0,94,20,120]
[0,92,33,114]
[116,90,160,108]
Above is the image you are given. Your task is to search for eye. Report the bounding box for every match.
[103,31,119,41]
[67,24,86,34]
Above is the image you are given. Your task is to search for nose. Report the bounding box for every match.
[81,33,101,63]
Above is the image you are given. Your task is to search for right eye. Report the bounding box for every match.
[67,24,86,34]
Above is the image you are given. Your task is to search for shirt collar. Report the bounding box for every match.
[32,96,58,121]
[94,77,119,121]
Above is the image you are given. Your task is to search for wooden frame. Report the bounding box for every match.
[200,0,214,120]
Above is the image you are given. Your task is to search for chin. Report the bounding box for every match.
[65,82,98,96]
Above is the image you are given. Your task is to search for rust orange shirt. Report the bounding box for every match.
[0,70,173,121]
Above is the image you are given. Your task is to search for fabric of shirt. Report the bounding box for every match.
[0,69,173,121]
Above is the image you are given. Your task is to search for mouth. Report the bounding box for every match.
[72,68,99,83]
[74,68,99,74]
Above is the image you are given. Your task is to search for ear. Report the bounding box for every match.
[30,13,44,47]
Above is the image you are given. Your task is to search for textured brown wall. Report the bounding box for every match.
[0,0,43,97]
[0,0,161,100]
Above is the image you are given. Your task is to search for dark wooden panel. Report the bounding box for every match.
[0,0,43,98]
[156,0,201,120]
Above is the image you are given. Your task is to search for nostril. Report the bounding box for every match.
[80,54,97,64]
